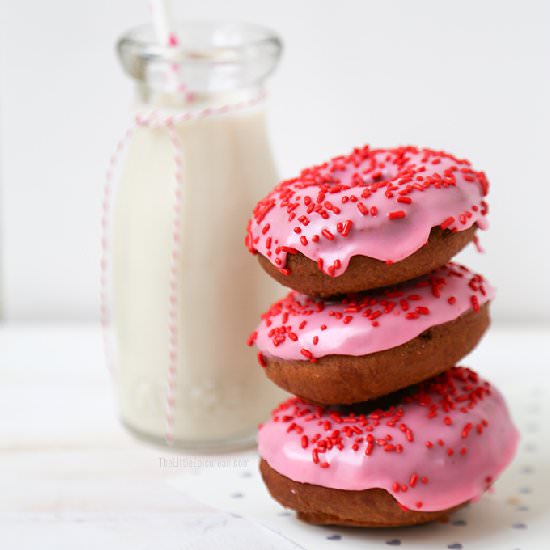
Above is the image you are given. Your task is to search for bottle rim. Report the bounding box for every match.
[118,20,283,83]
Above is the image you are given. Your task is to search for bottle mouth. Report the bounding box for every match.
[118,20,282,94]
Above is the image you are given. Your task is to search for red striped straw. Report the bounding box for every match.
[149,0,192,101]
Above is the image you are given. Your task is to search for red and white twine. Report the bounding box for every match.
[101,91,266,444]
[164,124,183,443]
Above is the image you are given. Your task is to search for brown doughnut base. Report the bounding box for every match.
[263,303,489,406]
[260,459,462,527]
[258,225,476,297]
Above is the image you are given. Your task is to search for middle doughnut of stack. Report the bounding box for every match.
[249,263,492,405]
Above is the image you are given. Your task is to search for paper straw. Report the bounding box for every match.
[149,0,191,99]
[150,0,178,47]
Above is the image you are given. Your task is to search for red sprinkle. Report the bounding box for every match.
[357,202,369,216]
[321,229,335,241]
[247,331,257,347]
[440,216,455,230]
[388,210,406,220]
[341,219,353,236]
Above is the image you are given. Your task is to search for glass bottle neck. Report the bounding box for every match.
[133,82,265,111]
[118,21,281,113]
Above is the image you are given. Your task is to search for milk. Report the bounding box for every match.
[111,103,284,447]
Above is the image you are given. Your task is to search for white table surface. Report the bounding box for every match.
[1,323,549,549]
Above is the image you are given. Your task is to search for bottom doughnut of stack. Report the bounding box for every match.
[258,367,518,527]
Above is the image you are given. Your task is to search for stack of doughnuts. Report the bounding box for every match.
[246,146,518,527]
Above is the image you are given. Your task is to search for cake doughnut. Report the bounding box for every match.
[258,367,519,527]
[246,146,489,296]
[250,263,493,405]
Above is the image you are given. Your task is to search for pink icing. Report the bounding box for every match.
[251,263,494,361]
[258,367,519,512]
[246,146,489,277]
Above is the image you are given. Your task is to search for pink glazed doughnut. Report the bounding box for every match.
[249,263,493,404]
[259,367,518,527]
[246,146,489,296]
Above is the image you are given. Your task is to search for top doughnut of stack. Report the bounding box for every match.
[246,146,488,297]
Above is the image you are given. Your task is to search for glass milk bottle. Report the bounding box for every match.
[107,22,284,449]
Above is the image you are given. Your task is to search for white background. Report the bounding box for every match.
[0,0,548,322]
